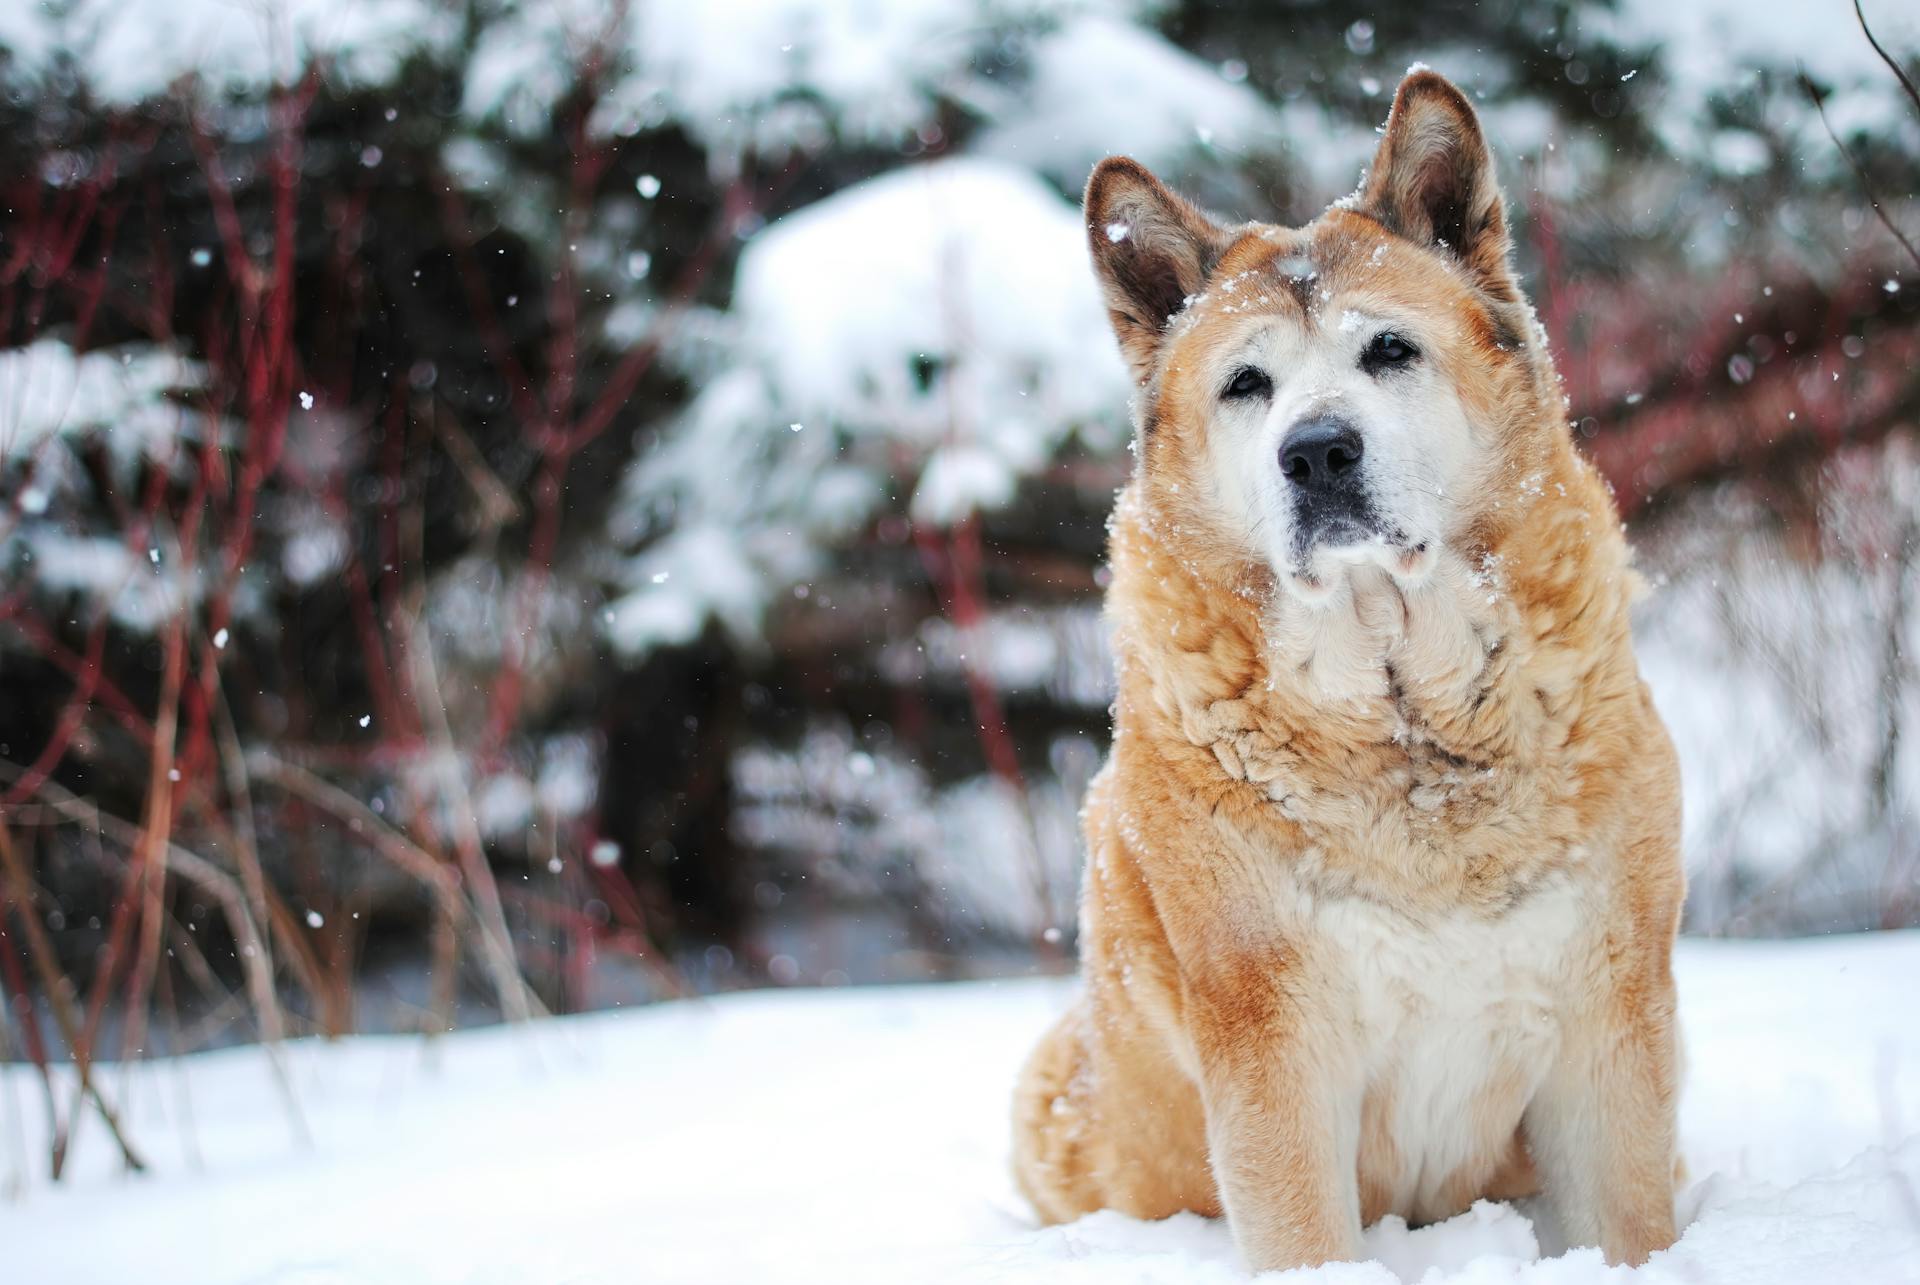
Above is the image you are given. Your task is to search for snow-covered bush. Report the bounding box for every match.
[0,0,458,103]
[1,340,212,630]
[973,13,1281,188]
[463,0,1184,155]
[1639,436,1920,933]
[605,158,1127,654]
[732,719,1090,943]
[1,0,1917,1054]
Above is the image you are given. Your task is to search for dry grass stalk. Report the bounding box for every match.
[0,817,146,1175]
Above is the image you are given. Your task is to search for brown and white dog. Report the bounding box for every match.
[1012,69,1685,1272]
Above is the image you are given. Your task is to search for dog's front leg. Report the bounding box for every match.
[1524,945,1681,1265]
[1186,962,1363,1272]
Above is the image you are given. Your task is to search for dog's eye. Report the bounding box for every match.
[1222,366,1272,400]
[1361,331,1419,374]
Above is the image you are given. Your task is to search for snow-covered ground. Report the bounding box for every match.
[4,933,1918,1284]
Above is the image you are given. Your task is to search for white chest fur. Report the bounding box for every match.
[1300,875,1592,1223]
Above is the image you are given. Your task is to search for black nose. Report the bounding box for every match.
[1279,417,1365,489]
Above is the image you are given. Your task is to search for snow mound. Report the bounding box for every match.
[731,157,1127,480]
[4,933,1918,1284]
[604,158,1127,656]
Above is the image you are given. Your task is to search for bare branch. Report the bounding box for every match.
[208,684,307,1143]
[1801,71,1920,273]
[406,621,546,1026]
[1855,0,1920,124]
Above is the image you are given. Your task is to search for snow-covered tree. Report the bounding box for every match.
[0,0,1916,1052]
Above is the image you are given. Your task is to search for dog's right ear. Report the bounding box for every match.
[1084,158,1232,384]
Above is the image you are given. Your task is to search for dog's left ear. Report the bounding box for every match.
[1360,70,1517,300]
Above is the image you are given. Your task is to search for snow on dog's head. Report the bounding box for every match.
[1084,69,1557,605]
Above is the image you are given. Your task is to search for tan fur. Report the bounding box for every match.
[1012,71,1685,1272]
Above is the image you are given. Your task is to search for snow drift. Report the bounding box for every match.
[4,932,1917,1283]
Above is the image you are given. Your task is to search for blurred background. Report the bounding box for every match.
[0,0,1916,1090]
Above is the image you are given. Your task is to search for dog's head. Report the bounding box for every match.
[1088,70,1556,603]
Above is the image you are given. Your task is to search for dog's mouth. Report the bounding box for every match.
[1289,488,1382,554]
[1293,517,1378,556]
[1287,495,1386,578]
[1270,483,1438,600]
[1284,516,1433,598]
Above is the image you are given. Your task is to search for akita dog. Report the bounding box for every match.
[1012,69,1684,1272]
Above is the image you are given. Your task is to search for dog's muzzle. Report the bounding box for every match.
[1281,415,1377,550]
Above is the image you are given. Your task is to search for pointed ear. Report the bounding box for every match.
[1084,157,1233,384]
[1360,70,1516,299]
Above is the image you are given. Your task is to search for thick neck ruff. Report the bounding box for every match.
[1102,446,1644,912]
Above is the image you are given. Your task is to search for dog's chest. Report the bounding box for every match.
[1328,882,1579,1056]
[1309,880,1590,1220]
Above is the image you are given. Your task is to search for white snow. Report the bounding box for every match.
[975,15,1278,184]
[604,158,1127,655]
[1591,0,1920,162]
[731,720,1085,940]
[604,520,781,654]
[534,733,599,820]
[1,343,207,629]
[1633,458,1920,932]
[913,443,1020,524]
[19,531,187,632]
[733,158,1125,446]
[473,771,537,837]
[465,0,1155,150]
[278,505,349,587]
[4,932,1917,1284]
[625,0,979,149]
[0,339,202,466]
[0,0,458,105]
